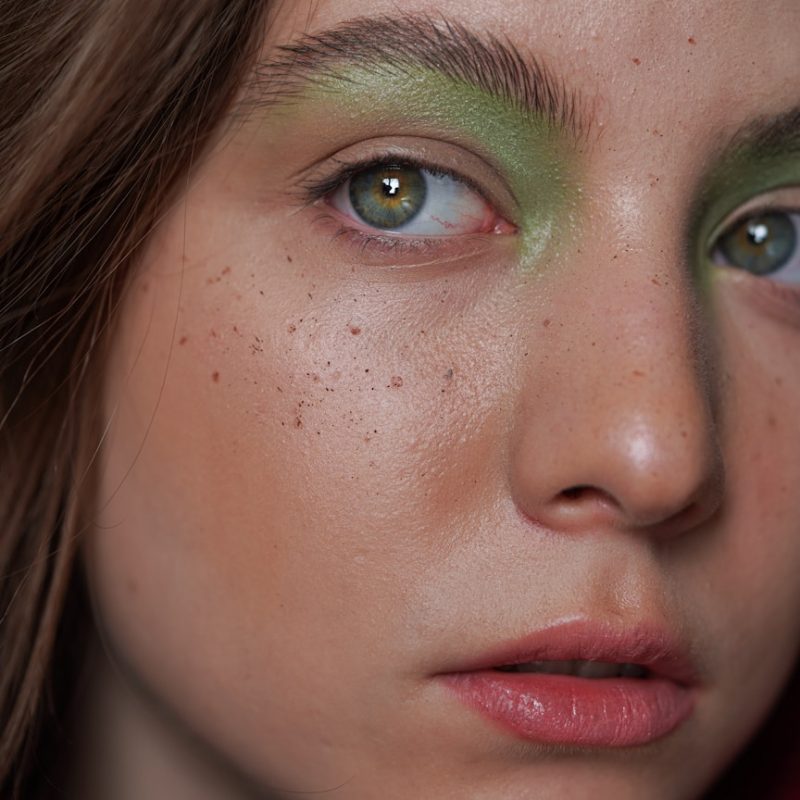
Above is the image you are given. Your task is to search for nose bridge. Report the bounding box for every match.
[509,208,722,534]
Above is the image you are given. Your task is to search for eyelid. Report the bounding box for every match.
[708,186,800,245]
[294,136,521,222]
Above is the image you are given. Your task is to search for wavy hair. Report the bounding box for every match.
[0,2,269,794]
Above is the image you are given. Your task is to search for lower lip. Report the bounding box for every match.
[442,671,694,747]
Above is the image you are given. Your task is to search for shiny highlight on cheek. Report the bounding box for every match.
[299,65,579,267]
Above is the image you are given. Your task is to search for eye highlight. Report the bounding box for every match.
[327,161,512,237]
[711,210,800,283]
[347,165,427,229]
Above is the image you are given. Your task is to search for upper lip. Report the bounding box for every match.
[443,618,701,686]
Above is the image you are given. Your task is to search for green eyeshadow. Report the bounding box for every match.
[692,147,800,289]
[279,64,581,267]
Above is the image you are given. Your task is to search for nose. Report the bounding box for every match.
[508,240,723,538]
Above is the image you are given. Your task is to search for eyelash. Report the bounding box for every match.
[297,155,800,308]
[299,153,502,255]
[708,199,800,317]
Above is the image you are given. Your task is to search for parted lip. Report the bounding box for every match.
[442,618,701,686]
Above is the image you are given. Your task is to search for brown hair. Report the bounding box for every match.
[0,1,269,794]
[2,3,798,799]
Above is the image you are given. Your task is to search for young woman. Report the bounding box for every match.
[2,1,799,797]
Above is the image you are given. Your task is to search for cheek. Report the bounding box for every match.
[681,290,800,751]
[87,208,522,783]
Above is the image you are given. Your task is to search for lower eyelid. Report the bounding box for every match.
[320,190,515,240]
[717,265,800,330]
[308,208,508,267]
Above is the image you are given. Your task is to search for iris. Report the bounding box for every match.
[349,166,427,230]
[716,211,797,276]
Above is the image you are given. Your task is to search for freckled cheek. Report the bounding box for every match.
[196,315,459,512]
[168,271,512,562]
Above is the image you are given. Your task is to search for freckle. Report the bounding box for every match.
[222,266,231,276]
[768,414,777,428]
[632,57,641,65]
[632,370,645,377]
[288,324,297,333]
[179,336,188,346]
[350,326,361,335]
[543,319,551,328]
[140,281,149,293]
[775,376,783,387]
[210,329,218,338]
[681,430,688,438]
[212,371,220,383]
[688,36,696,44]
[259,290,265,296]
[390,376,403,388]
[287,255,293,263]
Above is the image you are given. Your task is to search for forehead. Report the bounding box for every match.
[267,0,800,143]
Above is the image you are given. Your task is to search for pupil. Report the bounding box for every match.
[382,177,401,198]
[747,222,769,246]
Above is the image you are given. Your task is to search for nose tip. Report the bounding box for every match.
[509,328,724,540]
[531,420,724,535]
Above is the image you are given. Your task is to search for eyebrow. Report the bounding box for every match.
[241,14,588,138]
[727,104,800,159]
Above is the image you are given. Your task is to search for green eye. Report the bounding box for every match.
[348,166,427,230]
[712,211,798,276]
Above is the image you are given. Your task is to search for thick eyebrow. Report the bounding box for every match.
[726,104,800,159]
[240,14,588,138]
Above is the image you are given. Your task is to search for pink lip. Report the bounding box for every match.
[440,620,699,748]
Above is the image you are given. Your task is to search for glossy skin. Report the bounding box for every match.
[85,1,800,798]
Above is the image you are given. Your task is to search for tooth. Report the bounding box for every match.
[575,660,622,679]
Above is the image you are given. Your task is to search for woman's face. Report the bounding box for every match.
[89,1,800,797]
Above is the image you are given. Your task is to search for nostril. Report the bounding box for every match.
[551,485,623,524]
[559,485,607,502]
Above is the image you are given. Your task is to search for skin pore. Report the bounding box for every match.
[80,2,800,799]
